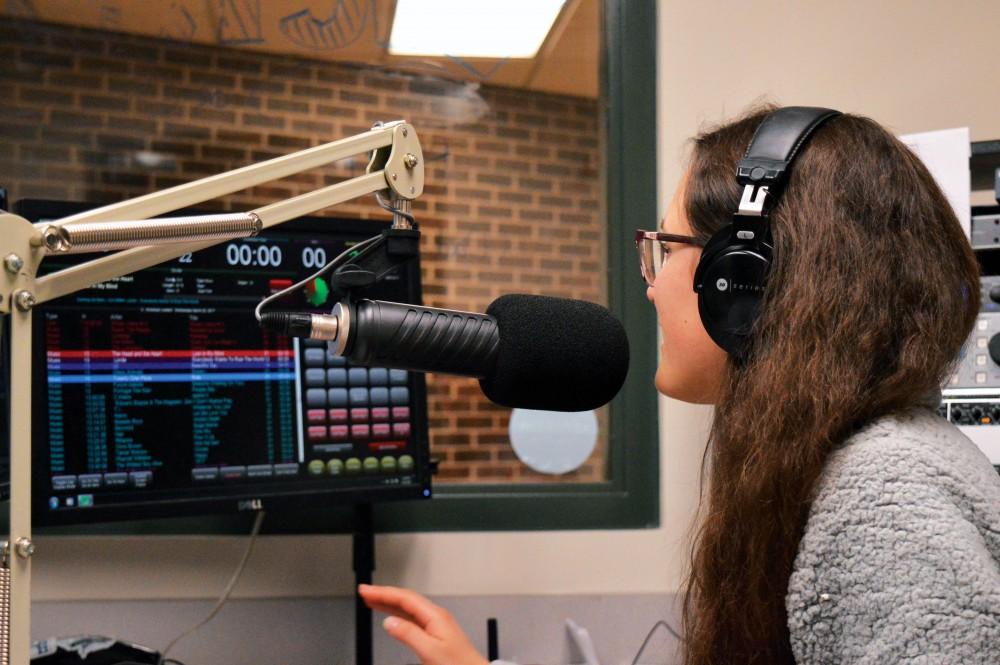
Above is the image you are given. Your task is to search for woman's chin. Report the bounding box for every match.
[654,368,679,399]
[655,368,717,405]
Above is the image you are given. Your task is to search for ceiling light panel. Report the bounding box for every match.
[389,0,567,59]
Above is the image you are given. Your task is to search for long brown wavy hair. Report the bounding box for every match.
[680,107,981,665]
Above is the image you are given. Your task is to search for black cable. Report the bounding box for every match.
[253,233,381,321]
[630,619,685,665]
[374,190,416,226]
[157,511,265,665]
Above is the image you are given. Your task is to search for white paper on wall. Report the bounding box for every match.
[899,127,971,238]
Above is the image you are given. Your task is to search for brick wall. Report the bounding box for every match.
[0,19,608,483]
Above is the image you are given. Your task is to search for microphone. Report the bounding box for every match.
[260,294,630,412]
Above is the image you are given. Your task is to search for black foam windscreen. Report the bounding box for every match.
[479,294,630,412]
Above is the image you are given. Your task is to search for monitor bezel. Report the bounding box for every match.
[13,199,432,527]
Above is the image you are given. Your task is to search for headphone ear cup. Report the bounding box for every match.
[692,227,734,288]
[694,228,773,355]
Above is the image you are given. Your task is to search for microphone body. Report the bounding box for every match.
[346,300,500,377]
[260,294,629,412]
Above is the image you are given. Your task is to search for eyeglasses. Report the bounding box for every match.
[634,230,705,287]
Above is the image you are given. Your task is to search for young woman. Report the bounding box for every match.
[358,107,1000,664]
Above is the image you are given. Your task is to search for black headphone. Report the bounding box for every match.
[693,106,842,356]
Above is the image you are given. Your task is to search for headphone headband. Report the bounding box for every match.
[738,107,841,188]
[735,107,841,215]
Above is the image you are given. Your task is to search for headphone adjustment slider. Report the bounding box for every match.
[738,184,770,217]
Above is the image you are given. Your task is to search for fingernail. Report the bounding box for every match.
[383,617,399,631]
[358,584,370,591]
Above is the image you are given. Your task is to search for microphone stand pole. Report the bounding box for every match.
[353,503,375,665]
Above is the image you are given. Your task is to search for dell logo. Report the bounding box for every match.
[238,498,263,511]
[716,278,728,291]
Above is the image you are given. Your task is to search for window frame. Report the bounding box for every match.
[29,0,660,537]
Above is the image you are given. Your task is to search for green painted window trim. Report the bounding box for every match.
[29,0,659,537]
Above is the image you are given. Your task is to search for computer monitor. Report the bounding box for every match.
[10,199,431,526]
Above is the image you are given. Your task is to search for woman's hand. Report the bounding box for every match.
[358,584,490,665]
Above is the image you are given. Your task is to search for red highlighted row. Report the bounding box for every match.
[49,349,294,359]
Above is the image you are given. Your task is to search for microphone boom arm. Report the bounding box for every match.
[0,119,424,665]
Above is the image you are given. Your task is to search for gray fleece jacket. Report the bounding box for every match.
[493,407,1000,664]
[786,407,1000,663]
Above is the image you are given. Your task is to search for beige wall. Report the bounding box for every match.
[659,0,1000,206]
[33,0,1000,603]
